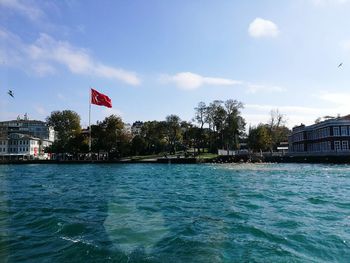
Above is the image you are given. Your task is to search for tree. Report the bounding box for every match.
[131,135,147,155]
[66,133,89,155]
[180,121,193,152]
[205,100,225,152]
[92,115,129,158]
[46,110,81,152]
[192,99,246,153]
[194,102,207,130]
[268,109,290,151]
[165,115,182,154]
[140,121,167,154]
[268,109,286,129]
[194,102,207,153]
[248,124,272,152]
[223,99,245,150]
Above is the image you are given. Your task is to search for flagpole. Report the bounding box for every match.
[89,87,92,154]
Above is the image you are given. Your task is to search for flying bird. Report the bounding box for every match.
[338,62,343,68]
[7,90,14,98]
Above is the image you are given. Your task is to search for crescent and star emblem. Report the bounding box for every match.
[94,94,100,103]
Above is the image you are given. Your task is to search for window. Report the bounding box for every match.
[335,141,341,151]
[333,127,340,136]
[342,141,349,151]
[341,126,348,136]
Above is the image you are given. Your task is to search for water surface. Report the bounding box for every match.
[1,163,350,262]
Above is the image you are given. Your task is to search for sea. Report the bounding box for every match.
[0,163,350,262]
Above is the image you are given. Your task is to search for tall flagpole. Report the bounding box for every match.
[89,87,92,154]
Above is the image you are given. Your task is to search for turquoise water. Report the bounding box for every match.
[0,163,350,262]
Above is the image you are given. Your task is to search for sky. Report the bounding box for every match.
[1,0,350,129]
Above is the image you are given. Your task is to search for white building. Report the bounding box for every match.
[0,119,55,160]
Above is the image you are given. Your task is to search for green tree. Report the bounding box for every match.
[223,99,245,150]
[66,133,89,156]
[194,102,207,153]
[205,100,224,152]
[140,121,167,154]
[46,110,81,152]
[203,99,245,152]
[131,135,147,155]
[248,124,272,152]
[165,115,182,154]
[92,115,129,158]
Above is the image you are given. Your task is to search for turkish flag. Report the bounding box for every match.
[91,88,112,108]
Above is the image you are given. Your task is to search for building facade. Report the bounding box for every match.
[289,115,350,155]
[0,119,55,141]
[0,119,55,159]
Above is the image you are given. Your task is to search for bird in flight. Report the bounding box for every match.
[7,90,14,98]
[338,62,343,68]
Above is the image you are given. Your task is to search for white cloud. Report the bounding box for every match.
[160,72,285,94]
[0,0,43,21]
[243,104,323,128]
[0,29,141,85]
[245,104,322,115]
[160,72,241,90]
[244,96,350,128]
[248,18,279,38]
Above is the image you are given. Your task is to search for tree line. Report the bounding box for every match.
[45,100,290,159]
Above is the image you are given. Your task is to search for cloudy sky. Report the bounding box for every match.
[1,0,350,128]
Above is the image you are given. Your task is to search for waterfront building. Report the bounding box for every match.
[289,115,350,155]
[0,119,55,141]
[0,118,55,160]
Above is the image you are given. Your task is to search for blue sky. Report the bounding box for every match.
[1,0,350,128]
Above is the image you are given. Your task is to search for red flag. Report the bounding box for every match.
[91,88,112,108]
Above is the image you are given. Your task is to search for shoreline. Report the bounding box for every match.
[2,155,350,164]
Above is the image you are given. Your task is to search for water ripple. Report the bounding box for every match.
[1,163,350,262]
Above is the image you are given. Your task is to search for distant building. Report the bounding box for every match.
[0,119,55,141]
[0,119,55,160]
[289,115,350,155]
[131,121,143,136]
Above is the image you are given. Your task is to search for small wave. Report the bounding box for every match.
[60,236,95,247]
